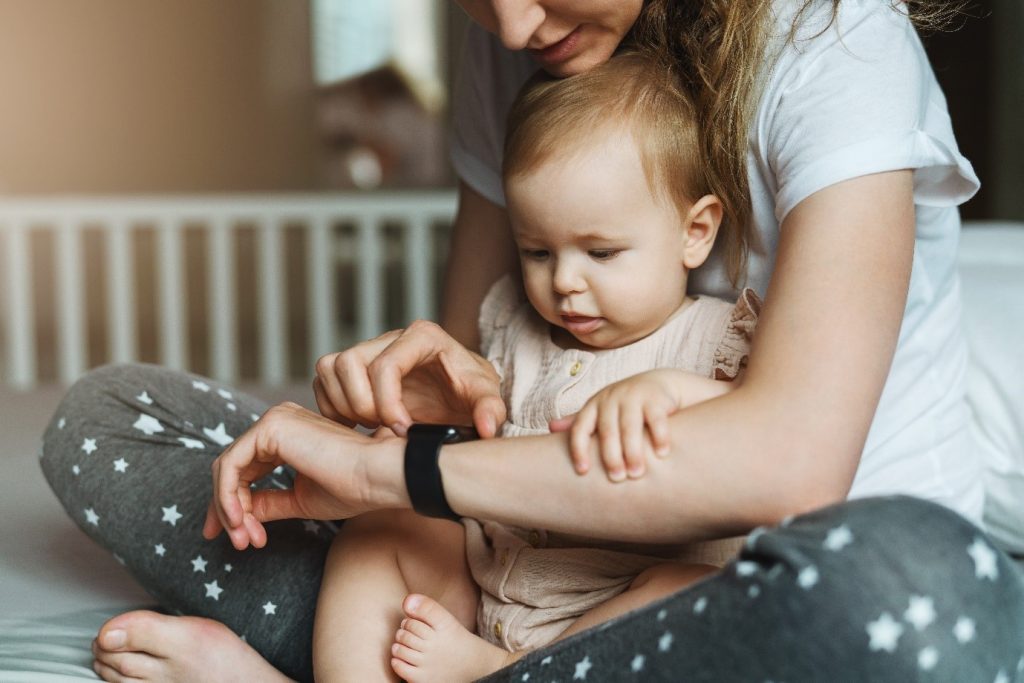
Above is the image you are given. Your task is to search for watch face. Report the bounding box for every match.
[407,423,479,442]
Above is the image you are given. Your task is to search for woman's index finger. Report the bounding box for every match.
[369,324,451,430]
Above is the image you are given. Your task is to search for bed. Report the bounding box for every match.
[1,204,1021,680]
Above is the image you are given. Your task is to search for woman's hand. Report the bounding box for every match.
[313,320,507,438]
[202,402,403,550]
[550,370,737,482]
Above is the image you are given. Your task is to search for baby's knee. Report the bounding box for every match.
[331,509,462,562]
[335,509,427,546]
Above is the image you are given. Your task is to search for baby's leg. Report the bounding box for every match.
[553,562,717,643]
[388,563,716,683]
[313,509,479,682]
[390,593,518,683]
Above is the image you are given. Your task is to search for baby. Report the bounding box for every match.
[388,51,760,681]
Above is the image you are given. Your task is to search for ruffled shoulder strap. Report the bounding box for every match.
[477,274,525,357]
[712,288,763,380]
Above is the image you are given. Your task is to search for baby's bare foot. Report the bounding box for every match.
[390,593,515,683]
[91,609,292,682]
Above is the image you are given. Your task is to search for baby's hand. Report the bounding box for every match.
[550,369,736,482]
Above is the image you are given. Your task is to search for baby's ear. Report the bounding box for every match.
[682,194,723,269]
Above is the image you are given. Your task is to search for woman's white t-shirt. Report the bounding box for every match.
[450,0,984,523]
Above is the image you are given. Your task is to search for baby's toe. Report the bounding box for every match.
[391,641,424,666]
[395,626,427,652]
[402,593,461,632]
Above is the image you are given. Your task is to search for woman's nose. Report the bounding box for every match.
[491,0,546,51]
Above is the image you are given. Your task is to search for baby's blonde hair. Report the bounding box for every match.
[503,51,717,262]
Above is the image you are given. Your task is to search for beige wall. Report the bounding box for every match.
[0,0,320,194]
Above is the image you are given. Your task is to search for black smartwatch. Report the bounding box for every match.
[404,423,479,521]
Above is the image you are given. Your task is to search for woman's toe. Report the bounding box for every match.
[98,610,170,655]
[93,649,159,680]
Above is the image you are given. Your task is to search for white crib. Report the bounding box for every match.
[0,191,458,390]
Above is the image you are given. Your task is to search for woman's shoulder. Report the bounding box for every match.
[754,0,978,222]
[762,0,924,95]
[768,0,914,48]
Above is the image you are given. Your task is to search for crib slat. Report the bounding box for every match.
[257,219,286,385]
[157,219,187,370]
[404,216,432,323]
[105,220,137,364]
[56,219,87,385]
[356,216,384,342]
[307,215,335,362]
[208,216,238,383]
[2,221,37,389]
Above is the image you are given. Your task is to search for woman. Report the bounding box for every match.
[44,1,1024,681]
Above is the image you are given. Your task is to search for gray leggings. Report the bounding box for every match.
[40,364,1024,682]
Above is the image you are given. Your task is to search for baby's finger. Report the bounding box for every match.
[548,414,576,433]
[569,408,597,474]
[643,402,673,457]
[620,402,646,478]
[597,407,626,482]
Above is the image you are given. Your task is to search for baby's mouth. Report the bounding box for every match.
[560,314,602,335]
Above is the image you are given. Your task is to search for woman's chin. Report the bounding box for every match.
[534,44,616,78]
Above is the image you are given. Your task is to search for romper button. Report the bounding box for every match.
[569,360,582,376]
[499,548,509,566]
[528,530,541,546]
[494,620,503,639]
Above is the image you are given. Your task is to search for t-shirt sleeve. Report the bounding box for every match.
[762,1,980,223]
[450,24,537,208]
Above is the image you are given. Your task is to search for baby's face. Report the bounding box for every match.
[506,133,690,350]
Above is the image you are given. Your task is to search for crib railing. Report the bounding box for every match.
[0,191,457,390]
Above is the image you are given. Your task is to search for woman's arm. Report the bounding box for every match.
[212,171,915,547]
[440,181,519,351]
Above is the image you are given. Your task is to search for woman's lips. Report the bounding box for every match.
[530,27,582,66]
[561,314,602,335]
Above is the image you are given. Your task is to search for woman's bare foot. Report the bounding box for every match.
[91,610,293,682]
[390,594,516,683]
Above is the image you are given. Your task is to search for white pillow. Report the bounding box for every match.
[958,222,1024,553]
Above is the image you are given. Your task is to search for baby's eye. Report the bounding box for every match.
[521,249,549,261]
[588,249,620,261]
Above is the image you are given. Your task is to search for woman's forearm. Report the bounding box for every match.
[355,385,848,545]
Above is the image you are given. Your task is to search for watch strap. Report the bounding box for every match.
[404,424,478,521]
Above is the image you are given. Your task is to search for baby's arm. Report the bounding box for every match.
[550,369,739,481]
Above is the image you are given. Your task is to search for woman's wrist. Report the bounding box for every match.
[362,436,412,511]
